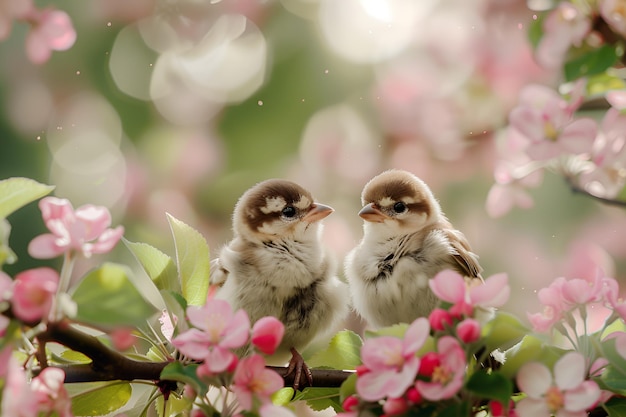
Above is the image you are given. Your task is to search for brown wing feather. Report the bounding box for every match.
[444,227,483,279]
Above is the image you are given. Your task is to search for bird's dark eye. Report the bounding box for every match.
[393,202,407,214]
[281,206,297,218]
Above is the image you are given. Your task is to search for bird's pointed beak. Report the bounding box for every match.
[303,203,334,223]
[359,203,386,223]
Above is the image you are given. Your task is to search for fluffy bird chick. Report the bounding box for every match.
[210,179,348,388]
[345,169,482,328]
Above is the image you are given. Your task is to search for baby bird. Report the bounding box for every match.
[210,179,348,388]
[345,169,482,328]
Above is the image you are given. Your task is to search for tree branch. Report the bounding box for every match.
[566,177,626,209]
[32,319,352,387]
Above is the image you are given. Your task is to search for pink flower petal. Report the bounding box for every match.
[27,233,66,259]
[470,273,510,308]
[554,352,585,391]
[402,317,429,355]
[429,270,466,303]
[220,309,251,349]
[205,347,237,374]
[251,316,285,355]
[87,226,125,255]
[74,205,112,241]
[516,362,552,398]
[564,380,601,412]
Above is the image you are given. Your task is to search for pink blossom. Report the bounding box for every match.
[580,108,626,198]
[536,2,591,69]
[1,357,39,417]
[172,298,250,374]
[429,270,510,316]
[527,277,569,332]
[516,352,600,417]
[429,308,453,331]
[487,128,543,218]
[560,270,603,306]
[383,397,409,415]
[110,328,136,351]
[606,90,626,110]
[600,0,626,38]
[232,354,284,411]
[24,8,76,64]
[509,85,597,161]
[159,310,178,342]
[259,404,296,417]
[602,277,626,321]
[28,197,124,259]
[456,318,481,344]
[31,367,72,417]
[356,317,429,401]
[12,267,58,323]
[251,316,284,355]
[415,336,466,401]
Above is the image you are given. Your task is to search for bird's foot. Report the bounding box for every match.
[285,347,313,392]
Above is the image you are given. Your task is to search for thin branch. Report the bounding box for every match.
[566,177,626,209]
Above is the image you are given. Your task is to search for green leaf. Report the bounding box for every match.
[124,238,180,293]
[0,219,17,267]
[602,366,626,395]
[605,395,626,417]
[167,213,210,306]
[564,44,619,82]
[364,323,408,339]
[527,12,545,49]
[339,372,357,403]
[586,72,626,97]
[0,177,54,219]
[272,388,295,406]
[71,382,132,416]
[160,362,208,397]
[499,335,563,379]
[306,330,363,370]
[482,311,529,353]
[155,394,193,417]
[55,349,92,364]
[72,263,157,327]
[465,370,513,405]
[299,387,342,413]
[434,401,471,417]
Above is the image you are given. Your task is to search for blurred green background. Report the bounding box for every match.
[1,0,624,323]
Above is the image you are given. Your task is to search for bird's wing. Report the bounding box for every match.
[209,257,229,287]
[445,228,483,279]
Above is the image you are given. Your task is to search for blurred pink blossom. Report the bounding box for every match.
[600,0,626,38]
[356,317,429,401]
[382,396,409,416]
[110,328,136,351]
[580,108,626,198]
[1,357,39,417]
[251,316,284,356]
[232,354,284,411]
[516,352,600,417]
[259,404,296,417]
[28,197,124,259]
[31,367,72,417]
[0,0,32,40]
[24,8,76,64]
[159,310,178,342]
[11,267,58,323]
[172,298,250,374]
[415,336,466,401]
[456,318,481,344]
[536,2,591,69]
[602,276,626,321]
[509,84,597,161]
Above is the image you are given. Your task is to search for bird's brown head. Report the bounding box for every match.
[359,170,441,233]
[233,179,333,241]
